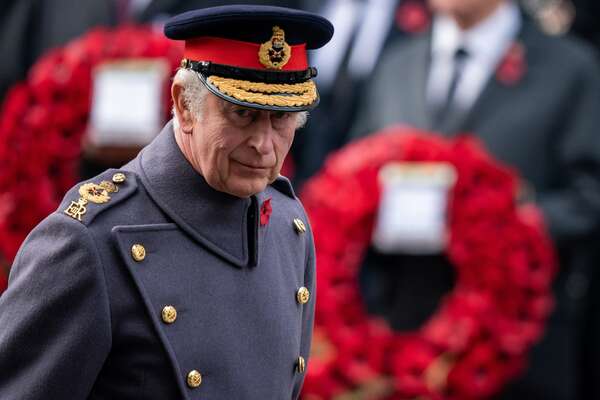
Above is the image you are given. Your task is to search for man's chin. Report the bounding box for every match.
[223,179,269,198]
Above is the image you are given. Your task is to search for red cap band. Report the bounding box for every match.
[184,37,308,71]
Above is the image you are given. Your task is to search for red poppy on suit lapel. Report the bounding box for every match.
[260,198,272,226]
[496,41,527,86]
[395,0,431,34]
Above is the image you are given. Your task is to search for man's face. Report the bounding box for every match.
[189,93,297,198]
[428,0,503,19]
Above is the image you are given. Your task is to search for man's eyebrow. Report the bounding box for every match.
[221,101,252,112]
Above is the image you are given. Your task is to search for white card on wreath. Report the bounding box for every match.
[89,59,168,146]
[372,162,456,255]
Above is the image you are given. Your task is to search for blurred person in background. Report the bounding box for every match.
[570,0,600,51]
[292,0,430,186]
[292,0,406,184]
[348,0,600,398]
[522,0,600,52]
[0,0,302,104]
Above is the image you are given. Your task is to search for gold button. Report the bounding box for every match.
[293,218,306,234]
[296,287,310,305]
[296,356,306,373]
[131,244,146,262]
[112,172,126,184]
[187,370,202,388]
[161,305,177,324]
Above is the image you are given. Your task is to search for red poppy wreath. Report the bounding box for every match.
[300,128,557,400]
[0,25,183,289]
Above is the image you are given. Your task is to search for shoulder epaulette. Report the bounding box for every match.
[61,169,137,226]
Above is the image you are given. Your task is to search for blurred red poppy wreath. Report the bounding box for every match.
[301,128,557,400]
[0,25,183,290]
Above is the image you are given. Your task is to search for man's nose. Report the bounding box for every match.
[248,115,275,155]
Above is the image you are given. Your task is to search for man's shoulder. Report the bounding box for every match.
[267,176,312,236]
[57,168,141,229]
[378,32,428,67]
[268,175,310,216]
[525,22,600,77]
[270,175,296,199]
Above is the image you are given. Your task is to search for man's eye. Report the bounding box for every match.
[234,109,252,118]
[272,111,290,119]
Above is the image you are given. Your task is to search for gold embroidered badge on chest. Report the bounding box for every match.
[259,26,291,69]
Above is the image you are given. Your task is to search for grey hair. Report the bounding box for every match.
[171,68,209,131]
[171,68,309,130]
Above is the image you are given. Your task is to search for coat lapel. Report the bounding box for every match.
[136,122,254,268]
[455,20,533,135]
[398,33,432,130]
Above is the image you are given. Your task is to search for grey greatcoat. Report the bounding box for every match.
[0,122,316,399]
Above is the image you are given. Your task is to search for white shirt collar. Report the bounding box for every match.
[431,1,522,61]
[426,1,522,118]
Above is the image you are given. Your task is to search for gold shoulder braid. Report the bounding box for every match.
[208,76,317,107]
[64,177,125,222]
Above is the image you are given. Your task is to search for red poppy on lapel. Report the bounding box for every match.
[496,41,526,86]
[395,0,431,34]
[260,198,272,226]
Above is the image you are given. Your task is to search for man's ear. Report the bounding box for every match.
[172,83,194,134]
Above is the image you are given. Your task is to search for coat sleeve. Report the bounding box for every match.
[537,53,600,243]
[0,212,112,399]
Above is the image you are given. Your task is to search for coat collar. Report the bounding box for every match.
[137,122,268,268]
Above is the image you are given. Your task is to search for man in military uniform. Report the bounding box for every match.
[0,5,333,399]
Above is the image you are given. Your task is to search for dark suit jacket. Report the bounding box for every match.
[350,18,600,400]
[0,123,316,399]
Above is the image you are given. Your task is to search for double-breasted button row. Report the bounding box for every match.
[187,370,202,388]
[131,244,146,262]
[296,356,306,373]
[296,287,310,304]
[159,307,203,389]
[161,305,177,324]
[293,218,306,234]
[292,218,309,306]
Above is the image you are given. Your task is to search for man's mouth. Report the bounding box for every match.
[233,160,271,170]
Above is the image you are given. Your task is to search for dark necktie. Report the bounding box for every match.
[432,47,469,132]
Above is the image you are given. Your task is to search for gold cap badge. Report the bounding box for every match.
[259,26,291,69]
